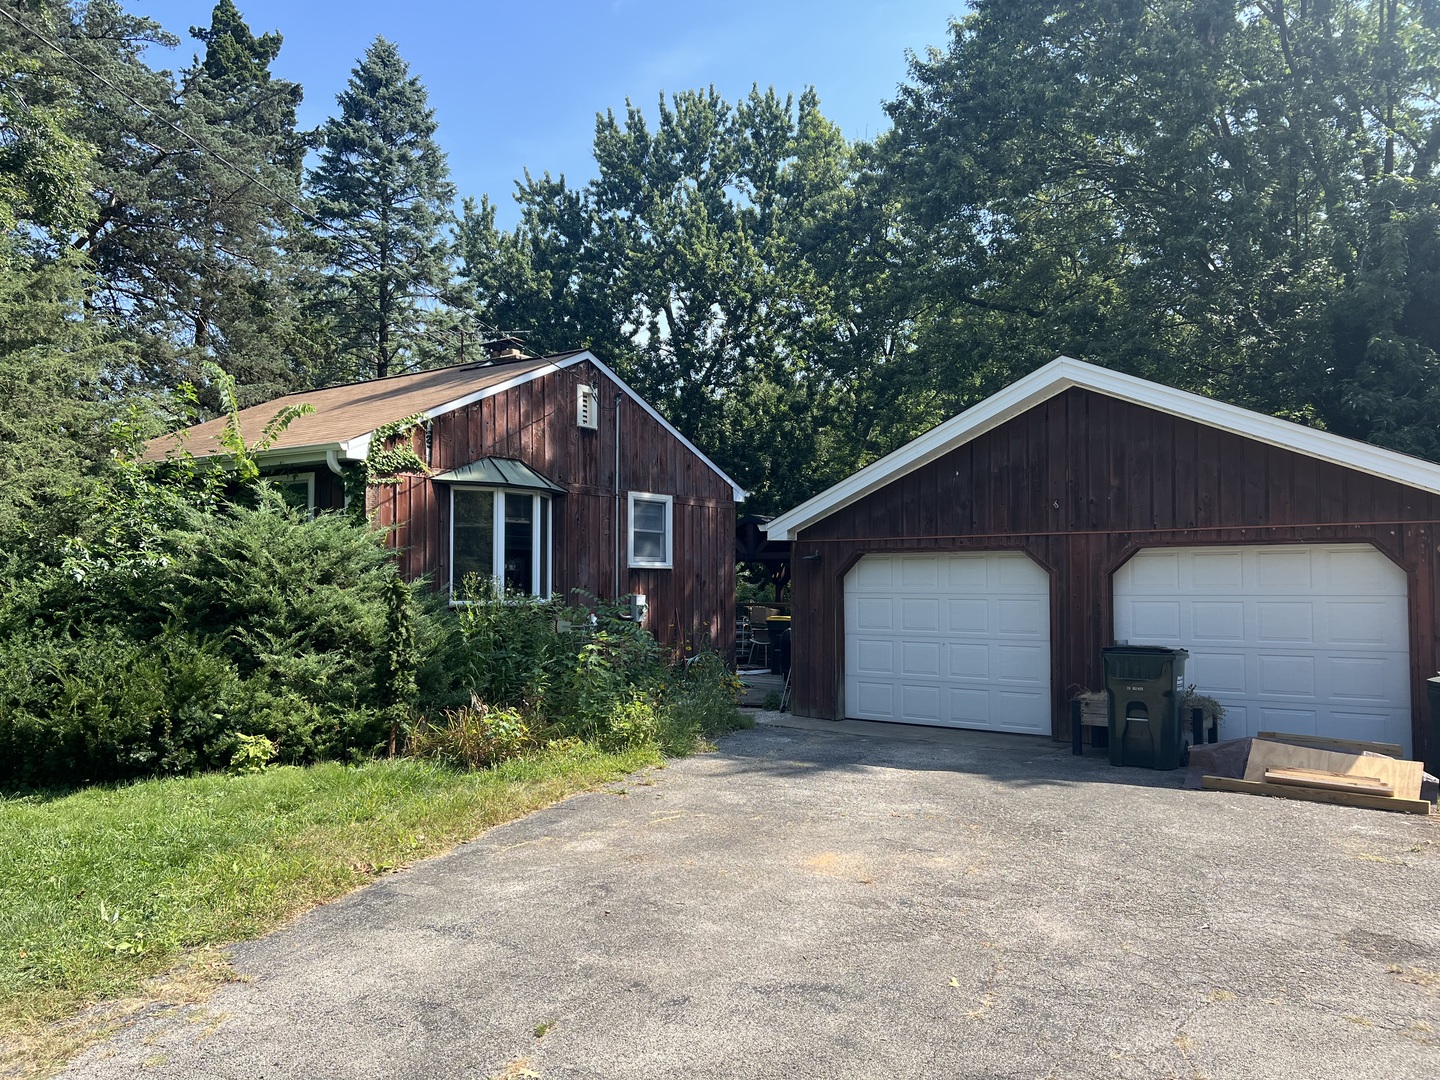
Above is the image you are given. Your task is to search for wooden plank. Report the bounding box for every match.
[1202,775,1429,815]
[1243,739,1423,801]
[1255,731,1404,759]
[1263,767,1395,796]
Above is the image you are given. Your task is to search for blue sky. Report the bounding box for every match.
[133,0,963,226]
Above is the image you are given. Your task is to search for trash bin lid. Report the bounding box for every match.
[1102,644,1189,656]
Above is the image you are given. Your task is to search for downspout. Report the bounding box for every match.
[325,448,349,509]
[613,393,623,601]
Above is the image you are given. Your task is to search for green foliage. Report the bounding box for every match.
[0,749,661,1036]
[406,698,534,769]
[460,87,903,513]
[659,652,748,754]
[0,490,411,788]
[307,36,459,381]
[0,248,127,541]
[364,413,431,484]
[206,361,315,482]
[882,0,1440,462]
[227,732,277,775]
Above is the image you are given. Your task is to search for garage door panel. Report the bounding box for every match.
[1257,654,1316,697]
[946,556,988,588]
[845,553,1050,733]
[997,598,1046,637]
[1129,600,1181,640]
[996,690,1049,732]
[900,598,939,631]
[1255,603,1314,644]
[1326,657,1390,701]
[1326,549,1404,592]
[1191,602,1245,642]
[1114,544,1410,755]
[853,557,894,589]
[901,684,942,722]
[1130,551,1180,587]
[948,643,989,679]
[1256,549,1313,588]
[948,688,990,725]
[854,681,895,719]
[901,557,939,589]
[853,639,894,674]
[853,597,893,631]
[1191,551,1243,588]
[1323,601,1403,647]
[901,641,942,677]
[1189,652,1248,693]
[947,599,989,635]
[1258,706,1319,732]
[997,644,1046,682]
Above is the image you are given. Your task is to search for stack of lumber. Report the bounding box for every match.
[1201,733,1430,815]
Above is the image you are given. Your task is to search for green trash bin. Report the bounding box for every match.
[1103,645,1189,770]
[1425,677,1440,775]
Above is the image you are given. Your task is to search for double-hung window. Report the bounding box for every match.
[450,488,552,598]
[628,492,673,569]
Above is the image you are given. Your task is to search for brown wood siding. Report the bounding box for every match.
[790,387,1440,764]
[367,361,735,656]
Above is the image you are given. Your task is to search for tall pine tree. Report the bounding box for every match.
[307,36,457,381]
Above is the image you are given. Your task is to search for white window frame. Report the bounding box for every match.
[270,471,316,518]
[627,491,674,570]
[448,487,552,599]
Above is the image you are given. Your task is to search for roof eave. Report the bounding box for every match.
[765,354,1440,541]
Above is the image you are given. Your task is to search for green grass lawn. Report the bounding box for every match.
[0,742,663,1055]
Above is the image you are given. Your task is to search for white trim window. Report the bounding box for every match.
[628,491,673,569]
[450,488,552,598]
[270,471,316,518]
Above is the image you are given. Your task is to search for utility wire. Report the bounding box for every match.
[0,1,330,233]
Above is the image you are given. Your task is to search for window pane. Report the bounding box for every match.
[453,490,494,591]
[503,493,535,594]
[634,498,666,533]
[634,529,665,562]
[278,481,310,514]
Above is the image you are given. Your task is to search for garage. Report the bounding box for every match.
[844,552,1050,732]
[767,356,1440,770]
[1113,543,1412,753]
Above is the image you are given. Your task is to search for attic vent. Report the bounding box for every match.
[577,384,599,430]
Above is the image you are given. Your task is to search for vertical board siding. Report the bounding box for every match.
[791,387,1440,763]
[369,361,734,658]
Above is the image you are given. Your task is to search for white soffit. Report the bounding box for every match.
[764,355,1440,541]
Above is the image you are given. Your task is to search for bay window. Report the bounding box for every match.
[450,488,552,598]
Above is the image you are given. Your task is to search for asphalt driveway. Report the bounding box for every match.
[65,718,1440,1080]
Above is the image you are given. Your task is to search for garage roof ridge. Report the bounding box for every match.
[764,354,1440,540]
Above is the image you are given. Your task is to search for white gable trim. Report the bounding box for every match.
[416,351,747,502]
[765,354,1440,541]
[314,352,744,500]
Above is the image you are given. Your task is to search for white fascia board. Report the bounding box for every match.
[251,443,350,469]
[765,354,1440,541]
[579,353,749,502]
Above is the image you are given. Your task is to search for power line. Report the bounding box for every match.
[0,1,331,234]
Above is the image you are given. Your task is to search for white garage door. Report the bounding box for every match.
[844,553,1051,732]
[1113,544,1412,754]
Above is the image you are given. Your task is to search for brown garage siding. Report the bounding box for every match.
[368,361,735,656]
[790,387,1440,762]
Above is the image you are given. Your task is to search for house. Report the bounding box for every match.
[765,356,1440,769]
[147,346,747,652]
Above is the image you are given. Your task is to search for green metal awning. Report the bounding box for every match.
[430,457,564,493]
